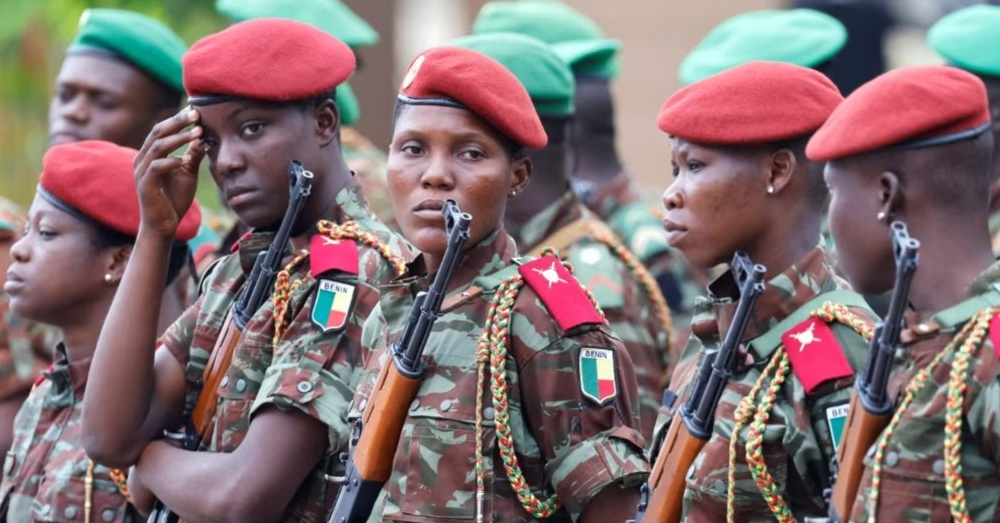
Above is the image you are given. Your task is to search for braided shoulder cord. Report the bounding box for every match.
[727,302,874,523]
[85,460,131,520]
[866,311,988,523]
[271,220,408,346]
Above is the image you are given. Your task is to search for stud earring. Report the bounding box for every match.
[877,211,887,221]
[104,273,113,283]
[766,185,774,194]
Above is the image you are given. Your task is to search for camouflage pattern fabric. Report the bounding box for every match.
[160,181,411,522]
[350,229,649,522]
[989,209,1000,257]
[651,246,875,522]
[0,199,57,403]
[341,127,398,234]
[511,190,668,440]
[848,261,1000,523]
[0,344,140,523]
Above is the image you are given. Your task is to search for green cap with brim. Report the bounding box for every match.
[679,9,847,86]
[928,4,1000,78]
[68,8,187,94]
[471,0,621,78]
[215,0,378,47]
[337,83,360,126]
[452,33,575,117]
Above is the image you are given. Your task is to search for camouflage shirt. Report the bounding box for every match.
[350,229,649,523]
[0,198,57,403]
[651,246,876,522]
[160,181,411,522]
[511,190,669,440]
[342,127,398,234]
[1,344,140,523]
[848,261,1000,523]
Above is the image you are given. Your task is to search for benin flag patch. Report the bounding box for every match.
[311,279,356,333]
[580,348,617,405]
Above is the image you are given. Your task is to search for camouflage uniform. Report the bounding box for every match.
[848,261,1000,523]
[511,190,669,439]
[651,246,876,522]
[341,126,398,233]
[0,197,56,406]
[988,209,1000,257]
[350,229,649,522]
[160,182,411,521]
[0,344,139,523]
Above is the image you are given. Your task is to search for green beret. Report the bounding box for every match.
[928,5,1000,78]
[337,83,360,126]
[679,9,847,86]
[215,0,378,47]
[452,33,575,116]
[68,9,187,94]
[471,1,621,78]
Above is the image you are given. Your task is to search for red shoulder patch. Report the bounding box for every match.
[230,229,254,253]
[518,256,603,331]
[782,317,854,394]
[310,236,359,277]
[988,313,1000,359]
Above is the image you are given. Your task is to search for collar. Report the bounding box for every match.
[42,342,91,397]
[394,228,518,297]
[511,190,582,251]
[901,258,1000,342]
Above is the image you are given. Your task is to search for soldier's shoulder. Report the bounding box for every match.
[563,239,630,310]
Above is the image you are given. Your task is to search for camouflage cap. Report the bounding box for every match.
[215,0,378,47]
[928,4,1000,78]
[68,8,187,93]
[679,9,847,86]
[471,1,621,78]
[451,33,575,116]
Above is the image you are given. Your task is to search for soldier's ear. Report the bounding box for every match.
[877,170,903,220]
[103,244,134,283]
[766,148,797,195]
[510,157,532,196]
[314,99,340,147]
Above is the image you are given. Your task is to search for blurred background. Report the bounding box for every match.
[0,0,992,210]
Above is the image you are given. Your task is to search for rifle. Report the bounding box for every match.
[828,221,918,522]
[148,161,314,523]
[628,252,767,523]
[326,200,471,523]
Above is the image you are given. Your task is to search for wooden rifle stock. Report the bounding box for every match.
[192,309,242,435]
[642,418,708,523]
[352,356,423,483]
[830,393,891,521]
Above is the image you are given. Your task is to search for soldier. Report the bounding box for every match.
[926,5,1000,256]
[808,66,1000,523]
[0,141,201,523]
[470,0,703,348]
[80,19,411,521]
[216,0,398,233]
[0,8,195,457]
[450,32,671,439]
[650,61,877,522]
[349,45,648,522]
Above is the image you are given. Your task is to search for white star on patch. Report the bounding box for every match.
[579,247,602,265]
[533,262,568,288]
[321,237,342,245]
[790,322,821,352]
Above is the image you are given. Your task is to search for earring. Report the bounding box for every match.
[104,273,113,283]
[766,184,774,194]
[510,191,517,197]
[877,211,887,221]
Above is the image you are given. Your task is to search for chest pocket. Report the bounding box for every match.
[30,468,135,523]
[208,320,274,452]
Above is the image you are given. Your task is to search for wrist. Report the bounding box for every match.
[137,225,178,246]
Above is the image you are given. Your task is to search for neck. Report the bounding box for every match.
[908,218,995,313]
[747,213,821,282]
[506,147,571,235]
[293,155,353,237]
[60,292,116,363]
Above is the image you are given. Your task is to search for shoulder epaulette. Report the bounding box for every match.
[782,316,854,394]
[310,235,359,277]
[518,255,603,331]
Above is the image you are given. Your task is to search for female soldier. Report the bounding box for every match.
[80,19,411,523]
[348,46,648,523]
[650,61,876,522]
[0,140,201,523]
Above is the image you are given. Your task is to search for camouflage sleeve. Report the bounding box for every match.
[519,327,649,520]
[249,280,378,451]
[159,294,203,368]
[965,353,1000,466]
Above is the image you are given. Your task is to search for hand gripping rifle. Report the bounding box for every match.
[828,221,919,522]
[628,252,767,523]
[326,200,472,523]
[148,161,313,523]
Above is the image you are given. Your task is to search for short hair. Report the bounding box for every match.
[391,100,526,161]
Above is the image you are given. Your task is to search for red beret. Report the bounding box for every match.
[657,61,843,145]
[39,141,201,242]
[398,46,547,149]
[184,18,355,103]
[807,66,991,161]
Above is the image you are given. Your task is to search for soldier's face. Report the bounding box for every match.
[662,139,769,269]
[387,105,529,257]
[49,54,172,150]
[5,195,123,325]
[824,159,895,294]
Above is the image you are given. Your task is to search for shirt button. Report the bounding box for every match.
[933,459,945,475]
[440,399,452,412]
[713,480,726,493]
[885,451,899,468]
[297,381,313,394]
[220,376,229,388]
[103,508,116,522]
[409,399,420,412]
[64,505,78,519]
[484,407,495,421]
[358,399,368,411]
[235,379,247,393]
